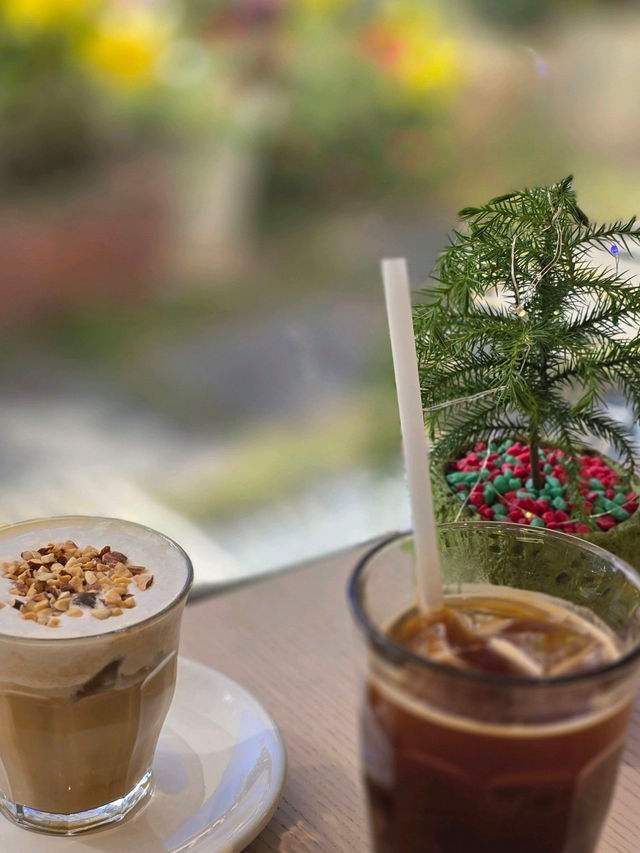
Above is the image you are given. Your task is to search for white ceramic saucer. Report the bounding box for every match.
[0,657,287,852]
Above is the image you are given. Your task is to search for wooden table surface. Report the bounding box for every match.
[179,541,640,853]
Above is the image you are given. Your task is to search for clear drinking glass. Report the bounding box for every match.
[0,516,193,835]
[348,521,640,853]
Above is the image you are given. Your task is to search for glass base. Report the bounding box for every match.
[0,768,153,835]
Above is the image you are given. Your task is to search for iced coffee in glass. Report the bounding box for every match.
[0,516,193,834]
[349,521,640,853]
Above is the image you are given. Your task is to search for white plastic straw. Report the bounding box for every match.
[382,258,443,613]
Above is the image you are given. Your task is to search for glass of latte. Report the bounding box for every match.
[349,521,640,853]
[0,516,193,835]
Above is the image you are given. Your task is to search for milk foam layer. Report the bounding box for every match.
[0,517,191,639]
[0,517,192,692]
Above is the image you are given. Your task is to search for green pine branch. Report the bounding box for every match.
[571,217,640,255]
[415,175,640,491]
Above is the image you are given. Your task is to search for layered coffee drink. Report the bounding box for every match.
[0,517,193,834]
[350,524,640,853]
[364,592,629,853]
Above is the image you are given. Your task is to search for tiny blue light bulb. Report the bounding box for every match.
[610,243,619,256]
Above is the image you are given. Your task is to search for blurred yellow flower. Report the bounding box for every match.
[395,33,459,95]
[364,1,462,97]
[1,0,95,29]
[81,8,171,87]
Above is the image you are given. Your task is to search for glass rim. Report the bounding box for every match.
[348,521,640,688]
[0,515,194,644]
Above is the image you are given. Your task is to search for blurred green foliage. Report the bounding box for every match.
[2,0,640,548]
[468,0,555,28]
[0,0,465,203]
[0,25,96,187]
[468,0,633,29]
[0,0,636,202]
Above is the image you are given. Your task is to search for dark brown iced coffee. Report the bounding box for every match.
[364,594,630,853]
[349,524,640,853]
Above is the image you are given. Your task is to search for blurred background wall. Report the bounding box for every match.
[0,0,639,580]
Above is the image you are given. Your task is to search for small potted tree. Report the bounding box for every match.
[414,175,640,567]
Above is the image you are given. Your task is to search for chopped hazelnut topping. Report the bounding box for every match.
[0,541,154,627]
[73,591,97,608]
[103,589,122,606]
[90,608,111,620]
[102,550,127,565]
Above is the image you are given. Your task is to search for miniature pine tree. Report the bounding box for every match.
[413,175,640,492]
